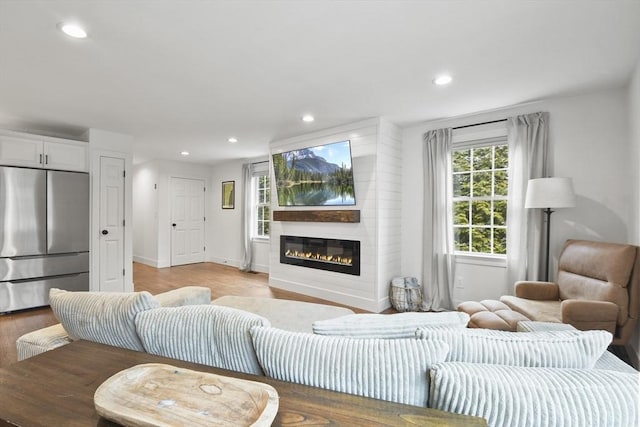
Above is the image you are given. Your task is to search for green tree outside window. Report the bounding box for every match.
[452,143,508,255]
[255,174,270,238]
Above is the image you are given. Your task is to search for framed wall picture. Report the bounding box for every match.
[222,180,235,209]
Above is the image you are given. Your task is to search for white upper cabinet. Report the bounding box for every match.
[0,136,42,168]
[44,141,88,172]
[0,135,88,172]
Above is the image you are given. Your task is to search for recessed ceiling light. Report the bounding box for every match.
[433,74,453,86]
[302,114,315,123]
[228,137,238,143]
[58,23,87,39]
[180,151,189,156]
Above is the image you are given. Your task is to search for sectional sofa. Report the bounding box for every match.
[16,288,640,427]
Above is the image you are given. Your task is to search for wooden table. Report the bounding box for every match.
[0,340,486,426]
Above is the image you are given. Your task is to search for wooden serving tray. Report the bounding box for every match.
[94,363,279,427]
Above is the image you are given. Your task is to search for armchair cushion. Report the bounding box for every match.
[558,272,629,324]
[514,281,559,300]
[559,239,636,288]
[557,240,635,324]
[500,296,562,323]
[561,299,618,335]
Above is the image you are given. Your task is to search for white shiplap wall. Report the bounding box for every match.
[269,118,402,312]
[376,120,403,305]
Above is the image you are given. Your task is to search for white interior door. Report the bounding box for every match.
[171,177,205,266]
[99,156,125,291]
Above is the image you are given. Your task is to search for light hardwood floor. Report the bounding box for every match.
[0,262,371,369]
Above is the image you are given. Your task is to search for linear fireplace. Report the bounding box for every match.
[280,235,361,276]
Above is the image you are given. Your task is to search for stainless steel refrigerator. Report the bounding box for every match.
[0,166,89,313]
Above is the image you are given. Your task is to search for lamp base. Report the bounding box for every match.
[543,208,554,282]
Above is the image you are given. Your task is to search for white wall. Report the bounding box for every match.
[132,162,160,266]
[132,159,213,268]
[402,88,632,306]
[207,157,270,272]
[376,120,404,303]
[628,60,640,363]
[207,159,242,267]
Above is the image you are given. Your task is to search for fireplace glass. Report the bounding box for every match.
[280,235,360,276]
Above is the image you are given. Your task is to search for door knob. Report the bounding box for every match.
[101,230,109,235]
[172,223,177,227]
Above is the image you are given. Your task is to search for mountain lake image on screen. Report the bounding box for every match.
[272,140,356,206]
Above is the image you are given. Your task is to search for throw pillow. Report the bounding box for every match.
[49,288,159,351]
[312,311,469,339]
[415,328,611,368]
[430,362,639,427]
[251,326,449,406]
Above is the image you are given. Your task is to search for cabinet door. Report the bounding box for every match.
[0,136,44,168]
[44,141,88,172]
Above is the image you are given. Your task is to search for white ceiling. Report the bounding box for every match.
[1,0,639,165]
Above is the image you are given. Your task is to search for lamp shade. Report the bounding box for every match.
[525,177,576,209]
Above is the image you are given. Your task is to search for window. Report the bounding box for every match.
[253,173,270,238]
[452,142,508,255]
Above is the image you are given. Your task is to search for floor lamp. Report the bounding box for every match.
[525,177,576,281]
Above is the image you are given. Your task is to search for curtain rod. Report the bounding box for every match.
[452,118,507,130]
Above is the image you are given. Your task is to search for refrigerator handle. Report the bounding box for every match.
[6,272,86,284]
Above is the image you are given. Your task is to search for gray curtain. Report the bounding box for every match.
[239,163,253,272]
[505,112,549,288]
[422,128,455,311]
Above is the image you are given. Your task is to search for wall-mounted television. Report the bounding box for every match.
[272,140,356,206]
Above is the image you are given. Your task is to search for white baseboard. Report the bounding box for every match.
[269,276,388,313]
[251,263,269,274]
[133,255,159,267]
[209,257,241,269]
[207,258,269,274]
[134,256,264,273]
[377,296,391,312]
[157,259,171,268]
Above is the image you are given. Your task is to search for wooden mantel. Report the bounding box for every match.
[272,210,360,223]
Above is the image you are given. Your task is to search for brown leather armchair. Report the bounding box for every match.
[500,239,640,345]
